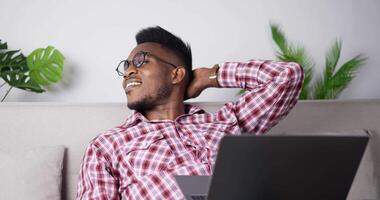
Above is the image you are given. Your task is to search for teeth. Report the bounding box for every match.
[126,82,141,88]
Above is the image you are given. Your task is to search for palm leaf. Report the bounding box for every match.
[313,75,327,99]
[287,47,313,99]
[314,44,366,99]
[324,39,341,79]
[329,54,367,98]
[270,23,288,54]
[27,46,64,86]
[300,66,312,99]
[268,24,367,100]
[270,24,313,99]
[314,40,342,99]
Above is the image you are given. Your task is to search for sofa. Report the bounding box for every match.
[0,100,379,200]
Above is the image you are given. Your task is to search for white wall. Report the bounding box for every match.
[1,0,379,102]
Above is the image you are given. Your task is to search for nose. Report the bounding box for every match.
[123,65,137,79]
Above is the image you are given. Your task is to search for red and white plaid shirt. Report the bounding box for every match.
[76,59,303,200]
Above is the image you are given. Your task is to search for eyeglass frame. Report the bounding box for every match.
[116,51,178,76]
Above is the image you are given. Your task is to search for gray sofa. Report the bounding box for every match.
[0,100,379,199]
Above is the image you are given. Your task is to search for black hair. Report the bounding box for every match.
[135,26,193,83]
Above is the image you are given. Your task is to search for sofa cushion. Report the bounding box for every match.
[0,146,65,200]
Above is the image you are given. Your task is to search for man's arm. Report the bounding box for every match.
[76,142,120,200]
[187,60,304,134]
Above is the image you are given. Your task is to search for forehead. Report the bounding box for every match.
[128,42,169,59]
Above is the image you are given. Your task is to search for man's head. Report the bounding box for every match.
[121,26,192,112]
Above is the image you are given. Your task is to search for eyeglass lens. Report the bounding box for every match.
[123,52,146,71]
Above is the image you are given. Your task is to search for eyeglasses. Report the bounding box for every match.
[116,51,178,76]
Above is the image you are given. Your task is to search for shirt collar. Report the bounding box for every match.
[185,103,204,115]
[122,104,205,128]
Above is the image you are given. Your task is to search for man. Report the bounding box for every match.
[76,26,304,199]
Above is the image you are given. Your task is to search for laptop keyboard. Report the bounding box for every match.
[190,195,207,200]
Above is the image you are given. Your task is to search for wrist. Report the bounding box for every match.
[208,64,220,88]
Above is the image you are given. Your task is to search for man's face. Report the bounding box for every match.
[123,42,178,112]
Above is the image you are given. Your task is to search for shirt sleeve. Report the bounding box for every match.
[76,140,120,200]
[216,59,304,134]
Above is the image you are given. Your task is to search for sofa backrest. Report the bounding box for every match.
[0,100,379,200]
[268,100,380,200]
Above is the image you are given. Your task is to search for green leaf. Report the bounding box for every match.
[324,39,341,79]
[0,51,28,71]
[300,66,312,99]
[269,24,314,99]
[314,40,342,99]
[268,24,367,100]
[330,55,367,97]
[313,75,327,99]
[1,40,28,77]
[270,23,288,54]
[314,52,366,99]
[0,41,43,91]
[27,46,65,86]
[237,89,246,95]
[0,40,7,50]
[334,55,366,80]
[1,70,44,92]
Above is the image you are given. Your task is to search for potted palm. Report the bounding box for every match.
[269,23,367,99]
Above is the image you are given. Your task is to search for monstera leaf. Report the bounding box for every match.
[27,46,64,86]
[0,40,6,50]
[0,41,27,75]
[1,70,44,92]
[0,41,44,92]
[1,41,65,101]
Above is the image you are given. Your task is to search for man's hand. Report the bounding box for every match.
[185,65,219,100]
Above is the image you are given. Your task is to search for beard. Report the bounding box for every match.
[127,84,171,113]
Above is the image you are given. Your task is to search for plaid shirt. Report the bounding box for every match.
[76,59,304,200]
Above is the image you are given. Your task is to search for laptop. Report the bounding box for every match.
[176,131,369,200]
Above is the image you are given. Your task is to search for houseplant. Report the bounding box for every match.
[270,23,367,99]
[0,40,65,101]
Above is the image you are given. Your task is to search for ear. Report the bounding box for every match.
[171,67,186,84]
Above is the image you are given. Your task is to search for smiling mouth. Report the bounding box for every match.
[125,81,142,93]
